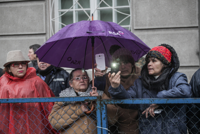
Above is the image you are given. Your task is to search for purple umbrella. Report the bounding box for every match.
[36,20,150,86]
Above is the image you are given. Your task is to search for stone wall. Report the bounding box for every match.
[0,0,49,68]
[131,0,199,80]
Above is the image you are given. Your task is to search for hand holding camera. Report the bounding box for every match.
[94,64,108,77]
[95,54,108,77]
[110,62,120,74]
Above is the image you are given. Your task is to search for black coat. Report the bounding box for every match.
[0,68,3,77]
[187,68,200,134]
[28,60,39,73]
[38,68,69,97]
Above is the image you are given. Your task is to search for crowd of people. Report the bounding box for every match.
[0,43,199,134]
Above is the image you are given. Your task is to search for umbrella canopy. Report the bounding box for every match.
[36,20,150,69]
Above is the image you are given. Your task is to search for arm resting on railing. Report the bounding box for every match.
[108,84,138,109]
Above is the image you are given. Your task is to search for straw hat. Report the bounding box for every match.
[4,50,30,67]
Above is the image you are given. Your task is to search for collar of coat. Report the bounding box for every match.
[59,85,103,97]
[59,85,103,105]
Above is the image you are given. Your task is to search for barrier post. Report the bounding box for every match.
[101,102,108,134]
[96,97,102,134]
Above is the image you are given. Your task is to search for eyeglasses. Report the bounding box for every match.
[119,62,129,66]
[11,62,27,68]
[72,76,88,81]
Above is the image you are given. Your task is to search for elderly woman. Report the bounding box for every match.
[48,68,103,134]
[0,50,56,134]
[95,47,141,134]
[108,44,192,134]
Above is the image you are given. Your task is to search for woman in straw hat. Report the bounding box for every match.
[0,50,56,133]
[108,44,192,134]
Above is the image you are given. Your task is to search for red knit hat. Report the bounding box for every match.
[146,46,172,65]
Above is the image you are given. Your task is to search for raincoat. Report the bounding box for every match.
[0,67,56,134]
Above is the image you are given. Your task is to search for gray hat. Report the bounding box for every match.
[4,50,30,67]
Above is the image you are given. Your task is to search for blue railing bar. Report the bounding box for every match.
[0,96,98,103]
[96,99,102,134]
[101,103,108,134]
[1,97,200,104]
[101,98,200,104]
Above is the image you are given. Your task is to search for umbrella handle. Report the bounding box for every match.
[85,102,95,114]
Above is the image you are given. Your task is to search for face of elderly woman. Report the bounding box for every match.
[147,57,164,76]
[9,62,27,78]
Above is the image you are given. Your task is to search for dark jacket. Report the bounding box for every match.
[94,67,141,134]
[28,60,39,73]
[0,68,3,77]
[38,67,69,97]
[109,72,192,134]
[187,68,200,134]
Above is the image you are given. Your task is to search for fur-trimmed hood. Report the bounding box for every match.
[59,85,104,104]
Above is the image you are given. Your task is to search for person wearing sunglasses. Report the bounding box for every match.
[0,50,56,133]
[49,68,115,134]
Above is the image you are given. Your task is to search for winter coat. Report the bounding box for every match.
[109,72,192,134]
[38,67,69,97]
[0,68,3,77]
[28,60,39,73]
[94,67,141,134]
[187,68,200,134]
[0,67,56,134]
[48,85,117,134]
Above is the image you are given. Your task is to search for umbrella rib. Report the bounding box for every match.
[111,37,149,61]
[110,37,125,48]
[39,40,59,61]
[98,36,110,63]
[83,37,90,68]
[57,37,77,67]
[130,40,147,53]
[112,37,147,52]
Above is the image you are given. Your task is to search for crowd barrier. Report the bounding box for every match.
[0,97,200,134]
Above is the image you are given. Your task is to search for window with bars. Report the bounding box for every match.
[52,0,131,34]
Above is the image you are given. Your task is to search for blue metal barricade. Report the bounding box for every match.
[0,97,200,134]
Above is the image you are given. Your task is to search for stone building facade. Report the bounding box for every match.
[0,0,198,80]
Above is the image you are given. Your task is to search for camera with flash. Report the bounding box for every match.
[110,62,120,74]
